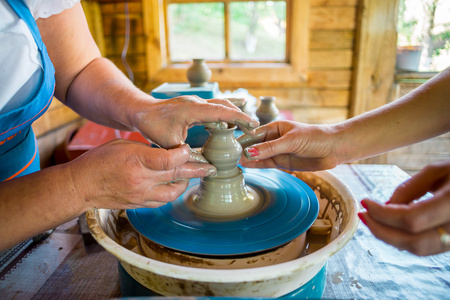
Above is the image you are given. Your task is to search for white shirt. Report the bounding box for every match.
[0,0,80,113]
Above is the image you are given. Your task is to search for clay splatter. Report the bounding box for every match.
[350,277,363,289]
[331,271,344,284]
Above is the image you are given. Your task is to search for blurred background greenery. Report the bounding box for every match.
[397,0,450,71]
[168,1,286,62]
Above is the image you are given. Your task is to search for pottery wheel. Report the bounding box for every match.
[127,168,319,256]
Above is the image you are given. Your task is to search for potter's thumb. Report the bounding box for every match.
[142,144,190,171]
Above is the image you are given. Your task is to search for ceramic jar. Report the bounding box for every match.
[191,124,257,219]
[186,58,212,87]
[256,96,279,125]
[202,124,242,177]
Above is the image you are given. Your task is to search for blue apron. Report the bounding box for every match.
[0,0,55,182]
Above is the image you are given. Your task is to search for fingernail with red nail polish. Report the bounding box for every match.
[244,147,259,159]
[360,201,368,210]
[385,200,391,205]
[358,212,367,226]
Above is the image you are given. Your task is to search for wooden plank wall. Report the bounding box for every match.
[100,2,147,87]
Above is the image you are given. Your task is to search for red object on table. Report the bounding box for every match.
[65,121,149,160]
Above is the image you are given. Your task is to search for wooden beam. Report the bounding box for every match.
[289,0,309,81]
[349,0,398,117]
[142,0,166,81]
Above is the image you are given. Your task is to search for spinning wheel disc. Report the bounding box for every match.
[127,168,319,256]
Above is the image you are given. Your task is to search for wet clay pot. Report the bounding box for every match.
[202,124,242,176]
[189,124,257,220]
[256,96,279,125]
[186,58,212,87]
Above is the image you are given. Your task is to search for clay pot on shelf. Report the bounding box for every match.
[186,58,212,87]
[256,96,279,125]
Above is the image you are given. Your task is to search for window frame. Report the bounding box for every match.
[143,0,309,88]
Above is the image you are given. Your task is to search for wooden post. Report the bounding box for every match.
[349,0,399,117]
[142,0,166,84]
[289,0,309,81]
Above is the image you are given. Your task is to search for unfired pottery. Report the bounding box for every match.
[187,124,258,220]
[256,96,279,125]
[186,58,212,87]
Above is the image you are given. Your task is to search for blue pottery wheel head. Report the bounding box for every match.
[127,168,319,256]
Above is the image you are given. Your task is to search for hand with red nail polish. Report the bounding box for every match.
[237,69,450,173]
[238,121,339,171]
[358,160,450,256]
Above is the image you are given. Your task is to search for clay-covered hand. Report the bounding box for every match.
[359,160,450,256]
[130,96,259,149]
[237,120,339,171]
[67,140,217,210]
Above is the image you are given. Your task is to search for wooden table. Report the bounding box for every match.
[1,164,449,299]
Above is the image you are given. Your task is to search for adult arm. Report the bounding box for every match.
[0,142,216,251]
[36,3,258,149]
[238,68,450,170]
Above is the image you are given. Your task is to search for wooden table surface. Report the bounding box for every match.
[1,164,449,299]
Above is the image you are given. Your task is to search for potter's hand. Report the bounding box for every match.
[359,160,450,256]
[131,95,259,149]
[68,141,217,209]
[237,120,339,171]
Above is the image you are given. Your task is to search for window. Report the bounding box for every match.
[167,1,287,63]
[145,0,309,87]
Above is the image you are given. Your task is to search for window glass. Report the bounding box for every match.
[167,1,287,63]
[229,1,287,61]
[168,3,225,61]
